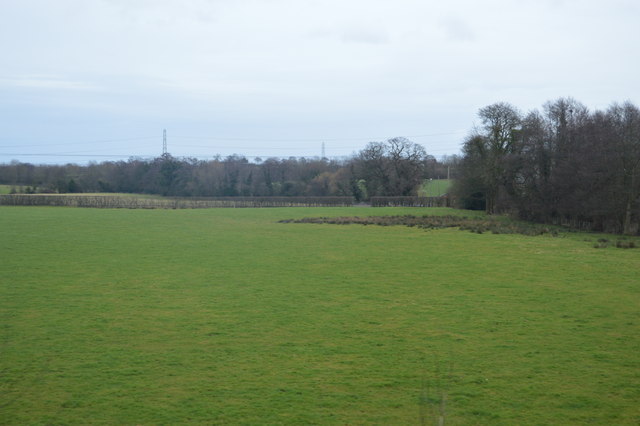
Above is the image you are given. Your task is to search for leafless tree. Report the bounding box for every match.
[354,138,428,198]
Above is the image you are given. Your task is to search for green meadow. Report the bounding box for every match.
[419,179,452,197]
[1,206,639,424]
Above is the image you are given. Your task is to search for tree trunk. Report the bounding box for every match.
[486,187,496,215]
[623,170,635,235]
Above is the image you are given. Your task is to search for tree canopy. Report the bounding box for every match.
[0,139,447,201]
[453,98,640,235]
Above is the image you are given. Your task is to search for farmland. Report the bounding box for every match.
[419,179,453,197]
[1,206,639,424]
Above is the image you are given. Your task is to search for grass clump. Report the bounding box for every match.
[615,240,637,249]
[282,215,640,250]
[280,214,562,237]
[593,238,610,249]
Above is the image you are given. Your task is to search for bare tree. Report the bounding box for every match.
[354,138,428,197]
[457,102,522,214]
[607,102,640,234]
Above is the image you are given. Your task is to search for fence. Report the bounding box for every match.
[370,196,450,207]
[0,195,354,209]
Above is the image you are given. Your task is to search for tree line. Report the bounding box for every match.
[0,138,458,201]
[0,194,354,208]
[452,98,640,235]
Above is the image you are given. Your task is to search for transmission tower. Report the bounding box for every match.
[162,129,168,157]
[321,142,326,159]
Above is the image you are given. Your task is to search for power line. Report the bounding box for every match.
[0,131,465,151]
[170,131,465,143]
[0,129,465,162]
[0,153,149,158]
[171,142,460,151]
[0,136,157,149]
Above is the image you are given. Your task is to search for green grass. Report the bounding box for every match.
[0,184,13,194]
[419,179,453,197]
[1,207,639,424]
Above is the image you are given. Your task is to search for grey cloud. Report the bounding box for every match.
[305,25,389,45]
[439,16,475,42]
[340,27,389,45]
[1,0,638,162]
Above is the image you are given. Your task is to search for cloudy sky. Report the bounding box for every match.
[1,0,638,164]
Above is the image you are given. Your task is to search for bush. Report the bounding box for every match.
[615,240,637,249]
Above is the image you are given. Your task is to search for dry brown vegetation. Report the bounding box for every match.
[0,194,353,208]
[280,214,562,236]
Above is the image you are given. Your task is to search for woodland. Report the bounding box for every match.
[2,97,639,234]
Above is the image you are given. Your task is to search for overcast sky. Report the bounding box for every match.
[1,0,638,164]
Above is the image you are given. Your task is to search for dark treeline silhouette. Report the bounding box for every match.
[0,194,354,208]
[453,98,640,235]
[0,138,458,201]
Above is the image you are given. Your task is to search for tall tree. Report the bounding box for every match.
[457,102,522,214]
[354,138,428,197]
[607,102,640,234]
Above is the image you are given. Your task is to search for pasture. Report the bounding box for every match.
[419,179,452,197]
[1,206,638,424]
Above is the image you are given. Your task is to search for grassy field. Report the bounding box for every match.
[419,179,453,197]
[1,206,639,424]
[0,184,13,194]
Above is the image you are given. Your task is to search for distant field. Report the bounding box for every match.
[0,184,13,194]
[420,179,453,197]
[1,207,638,424]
